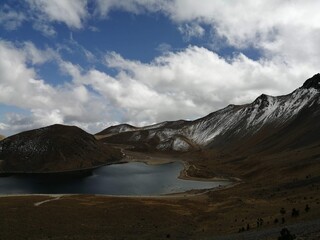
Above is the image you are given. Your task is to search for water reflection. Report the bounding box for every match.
[0,162,229,195]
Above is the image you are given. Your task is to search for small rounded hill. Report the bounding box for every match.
[0,124,122,173]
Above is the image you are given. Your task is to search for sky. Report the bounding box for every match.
[0,0,320,136]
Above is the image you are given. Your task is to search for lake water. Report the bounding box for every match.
[0,161,229,195]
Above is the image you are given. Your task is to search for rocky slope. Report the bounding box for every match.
[0,124,122,173]
[97,74,320,153]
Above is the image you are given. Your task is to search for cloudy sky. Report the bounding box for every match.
[0,0,319,136]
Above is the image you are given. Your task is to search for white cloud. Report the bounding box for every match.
[32,21,57,37]
[94,0,164,17]
[0,41,53,109]
[1,110,63,134]
[178,23,205,41]
[2,1,320,136]
[167,1,320,69]
[0,39,317,136]
[22,42,58,64]
[0,41,112,135]
[69,32,96,62]
[105,47,316,119]
[61,46,317,127]
[156,43,172,53]
[88,25,100,32]
[0,1,88,35]
[93,0,320,108]
[27,0,88,29]
[94,0,320,67]
[0,4,25,30]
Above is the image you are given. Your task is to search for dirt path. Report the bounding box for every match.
[34,195,63,206]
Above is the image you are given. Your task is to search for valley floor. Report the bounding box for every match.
[212,218,320,240]
[1,147,320,240]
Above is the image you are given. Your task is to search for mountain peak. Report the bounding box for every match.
[301,73,320,90]
[252,94,271,110]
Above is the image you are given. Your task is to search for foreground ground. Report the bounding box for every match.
[1,146,320,240]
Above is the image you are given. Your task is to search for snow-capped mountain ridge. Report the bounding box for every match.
[99,74,320,151]
[301,73,320,89]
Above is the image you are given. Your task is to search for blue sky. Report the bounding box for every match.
[0,0,319,135]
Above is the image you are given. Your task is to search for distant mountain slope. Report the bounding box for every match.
[98,74,320,153]
[95,120,189,138]
[96,124,139,137]
[0,124,122,173]
[0,135,5,141]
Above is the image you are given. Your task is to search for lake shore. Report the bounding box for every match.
[121,148,235,182]
[1,148,320,240]
[0,157,233,197]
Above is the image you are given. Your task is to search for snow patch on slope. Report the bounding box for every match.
[172,137,190,151]
[107,87,320,151]
[182,88,319,146]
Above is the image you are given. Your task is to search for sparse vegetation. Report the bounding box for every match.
[246,223,250,231]
[278,228,296,240]
[256,218,264,228]
[291,208,300,217]
[305,204,310,212]
[0,125,122,173]
[280,207,286,215]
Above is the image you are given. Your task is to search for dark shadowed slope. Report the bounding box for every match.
[95,123,139,137]
[98,74,320,154]
[0,124,122,173]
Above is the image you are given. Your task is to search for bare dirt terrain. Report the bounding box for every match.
[1,147,320,240]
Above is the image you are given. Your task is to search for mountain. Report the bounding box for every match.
[97,74,320,154]
[95,124,139,139]
[2,74,319,173]
[95,121,188,138]
[0,135,5,141]
[0,124,122,173]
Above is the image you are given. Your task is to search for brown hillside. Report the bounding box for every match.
[0,124,122,173]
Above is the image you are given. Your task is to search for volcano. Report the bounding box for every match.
[97,74,320,155]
